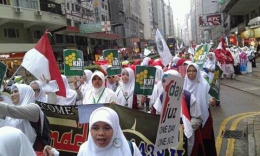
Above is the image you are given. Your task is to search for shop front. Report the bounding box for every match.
[0,52,25,78]
[241,29,255,47]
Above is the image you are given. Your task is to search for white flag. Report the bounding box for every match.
[188,47,195,55]
[155,29,172,66]
[144,48,151,56]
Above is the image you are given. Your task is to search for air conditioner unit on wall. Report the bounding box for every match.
[13,7,22,13]
[35,10,42,16]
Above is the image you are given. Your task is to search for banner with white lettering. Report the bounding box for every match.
[63,49,84,76]
[154,75,184,152]
[36,102,187,156]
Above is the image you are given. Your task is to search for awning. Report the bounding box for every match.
[53,26,120,40]
[248,16,260,26]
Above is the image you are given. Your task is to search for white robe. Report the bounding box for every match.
[0,126,36,156]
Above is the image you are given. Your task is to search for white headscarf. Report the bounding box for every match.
[6,84,38,145]
[91,71,106,96]
[78,107,132,156]
[183,63,210,127]
[116,68,135,108]
[83,71,117,104]
[0,126,36,156]
[11,84,35,106]
[140,57,151,66]
[80,70,93,95]
[56,75,77,105]
[203,52,216,69]
[153,70,181,113]
[30,80,47,103]
[106,76,116,91]
[149,66,164,105]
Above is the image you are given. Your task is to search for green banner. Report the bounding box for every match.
[208,64,223,100]
[134,66,156,95]
[0,62,7,89]
[193,44,212,69]
[63,49,84,76]
[103,49,121,76]
[35,102,186,156]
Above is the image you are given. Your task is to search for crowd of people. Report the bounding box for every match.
[0,42,258,156]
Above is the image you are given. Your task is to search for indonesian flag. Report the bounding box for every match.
[21,31,66,97]
[182,94,193,138]
[94,60,109,76]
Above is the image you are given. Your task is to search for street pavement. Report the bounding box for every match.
[212,59,260,156]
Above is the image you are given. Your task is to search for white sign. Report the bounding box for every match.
[154,75,184,152]
[0,55,10,58]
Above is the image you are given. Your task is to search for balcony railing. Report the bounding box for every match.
[40,0,62,15]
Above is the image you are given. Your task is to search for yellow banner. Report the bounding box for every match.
[241,29,254,39]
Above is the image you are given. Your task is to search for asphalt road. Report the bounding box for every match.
[212,63,260,156]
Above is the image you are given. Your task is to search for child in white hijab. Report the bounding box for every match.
[30,80,47,103]
[56,75,77,105]
[115,68,136,109]
[83,71,117,104]
[0,126,37,156]
[77,107,142,156]
[203,52,216,83]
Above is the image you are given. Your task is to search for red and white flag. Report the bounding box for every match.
[94,60,109,76]
[21,30,66,97]
[182,94,193,138]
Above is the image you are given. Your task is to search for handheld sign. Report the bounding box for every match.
[154,75,184,152]
[63,49,84,76]
[0,62,7,89]
[209,64,223,100]
[134,66,156,95]
[103,49,121,76]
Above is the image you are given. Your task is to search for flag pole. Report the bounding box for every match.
[7,65,22,85]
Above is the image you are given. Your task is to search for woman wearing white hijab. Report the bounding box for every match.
[203,52,216,83]
[80,70,93,95]
[115,68,137,109]
[184,63,217,156]
[148,66,164,109]
[30,80,47,103]
[0,126,37,156]
[56,75,77,105]
[0,84,44,147]
[77,107,142,156]
[83,71,117,104]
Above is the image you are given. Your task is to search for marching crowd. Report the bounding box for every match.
[0,42,258,156]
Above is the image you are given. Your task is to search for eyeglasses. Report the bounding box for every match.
[33,89,40,93]
[187,70,197,73]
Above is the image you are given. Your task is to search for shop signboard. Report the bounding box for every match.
[199,14,221,27]
[254,27,260,38]
[79,21,111,34]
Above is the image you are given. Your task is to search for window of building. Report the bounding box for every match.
[67,3,70,9]
[56,34,63,43]
[4,28,19,38]
[72,3,75,11]
[66,35,75,43]
[102,3,104,9]
[97,39,102,45]
[67,19,71,26]
[33,30,42,39]
[74,21,80,27]
[76,4,80,12]
[104,4,107,10]
[102,15,106,21]
[90,38,95,45]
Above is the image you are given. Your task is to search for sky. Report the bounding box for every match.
[165,0,191,23]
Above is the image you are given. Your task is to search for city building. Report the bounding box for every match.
[140,0,153,41]
[220,0,260,47]
[164,2,174,38]
[190,0,203,44]
[0,0,66,75]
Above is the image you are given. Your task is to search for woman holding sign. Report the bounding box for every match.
[184,63,217,156]
[82,71,117,104]
[77,107,142,156]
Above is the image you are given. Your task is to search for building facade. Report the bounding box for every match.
[140,0,153,41]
